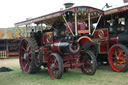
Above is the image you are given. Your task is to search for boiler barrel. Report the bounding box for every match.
[50,39,81,55]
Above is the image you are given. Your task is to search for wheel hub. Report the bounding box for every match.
[23,53,28,60]
[116,56,126,64]
[50,64,55,71]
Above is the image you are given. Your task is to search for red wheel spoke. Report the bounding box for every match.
[123,57,127,61]
[24,63,29,70]
[21,46,27,51]
[114,60,119,67]
[119,63,123,69]
[119,50,123,56]
[112,57,116,60]
[114,50,118,56]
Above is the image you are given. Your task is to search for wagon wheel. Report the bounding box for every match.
[108,44,128,72]
[80,50,97,75]
[48,53,64,79]
[19,38,39,74]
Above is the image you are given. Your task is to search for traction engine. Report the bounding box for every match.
[15,5,103,79]
[92,5,128,72]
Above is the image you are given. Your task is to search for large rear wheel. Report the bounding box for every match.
[48,53,64,79]
[80,50,97,75]
[19,38,39,74]
[108,44,128,72]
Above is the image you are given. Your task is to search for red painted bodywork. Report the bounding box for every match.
[92,28,118,54]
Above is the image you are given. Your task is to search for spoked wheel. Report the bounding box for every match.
[19,38,39,74]
[108,44,128,72]
[80,50,97,75]
[48,53,64,79]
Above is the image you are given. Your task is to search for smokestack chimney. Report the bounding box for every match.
[64,3,74,9]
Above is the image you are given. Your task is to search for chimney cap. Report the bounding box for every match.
[64,3,74,9]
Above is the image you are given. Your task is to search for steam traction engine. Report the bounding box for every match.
[92,5,128,72]
[15,6,103,79]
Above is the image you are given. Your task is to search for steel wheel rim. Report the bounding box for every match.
[109,46,127,72]
[19,39,31,73]
[48,55,59,79]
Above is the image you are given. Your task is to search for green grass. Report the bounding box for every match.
[0,59,128,85]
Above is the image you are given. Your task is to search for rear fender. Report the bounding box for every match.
[77,36,93,49]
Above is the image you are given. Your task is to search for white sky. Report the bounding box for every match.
[0,0,124,28]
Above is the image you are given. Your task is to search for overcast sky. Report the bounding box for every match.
[0,0,124,28]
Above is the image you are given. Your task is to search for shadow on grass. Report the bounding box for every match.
[97,65,128,73]
[15,65,128,83]
[36,68,88,80]
[16,68,93,81]
[97,65,113,71]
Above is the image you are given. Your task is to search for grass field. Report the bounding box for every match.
[0,58,128,85]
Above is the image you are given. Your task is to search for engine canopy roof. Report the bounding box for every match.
[15,6,103,26]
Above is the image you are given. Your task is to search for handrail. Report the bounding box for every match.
[92,14,102,36]
[62,15,75,36]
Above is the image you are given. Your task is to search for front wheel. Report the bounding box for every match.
[48,53,64,79]
[80,50,97,75]
[108,44,128,72]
